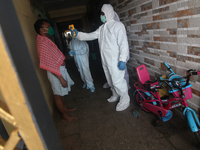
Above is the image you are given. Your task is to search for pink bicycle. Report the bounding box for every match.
[133,62,200,145]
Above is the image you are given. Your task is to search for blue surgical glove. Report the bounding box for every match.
[118,61,126,70]
[69,51,75,56]
[70,28,78,37]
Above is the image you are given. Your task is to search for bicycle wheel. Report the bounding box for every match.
[135,91,151,112]
[133,110,140,118]
[158,110,173,122]
[194,131,200,146]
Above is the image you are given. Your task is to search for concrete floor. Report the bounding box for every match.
[53,58,200,150]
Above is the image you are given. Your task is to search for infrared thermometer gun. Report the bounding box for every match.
[69,24,76,37]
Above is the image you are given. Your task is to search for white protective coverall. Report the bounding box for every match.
[76,4,130,110]
[103,12,131,89]
[69,38,95,90]
[113,12,131,89]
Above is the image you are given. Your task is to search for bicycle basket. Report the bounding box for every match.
[168,75,192,99]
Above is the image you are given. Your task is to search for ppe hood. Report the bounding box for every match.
[101,4,115,22]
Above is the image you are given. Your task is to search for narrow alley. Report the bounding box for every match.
[1,1,200,150]
[53,58,199,150]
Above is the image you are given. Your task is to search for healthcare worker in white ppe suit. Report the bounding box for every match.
[103,11,131,90]
[68,35,95,93]
[70,4,130,111]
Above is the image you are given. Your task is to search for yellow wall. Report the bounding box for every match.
[12,0,54,114]
[0,0,55,136]
[0,91,4,103]
[0,100,14,136]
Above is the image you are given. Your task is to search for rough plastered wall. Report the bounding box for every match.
[12,0,54,114]
[109,0,200,112]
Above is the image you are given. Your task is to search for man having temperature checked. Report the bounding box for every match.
[34,19,77,122]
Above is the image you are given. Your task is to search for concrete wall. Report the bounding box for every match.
[109,0,200,112]
[12,0,54,114]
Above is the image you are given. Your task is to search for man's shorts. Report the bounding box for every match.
[47,66,74,96]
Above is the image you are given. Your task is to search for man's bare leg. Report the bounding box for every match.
[61,96,76,113]
[54,95,77,122]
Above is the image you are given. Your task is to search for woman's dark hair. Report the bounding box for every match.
[34,19,49,35]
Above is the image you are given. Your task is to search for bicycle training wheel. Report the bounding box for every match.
[133,110,140,118]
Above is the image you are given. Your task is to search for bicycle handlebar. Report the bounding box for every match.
[159,67,199,89]
[163,62,176,75]
[185,69,200,85]
[187,69,200,75]
[164,62,170,69]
